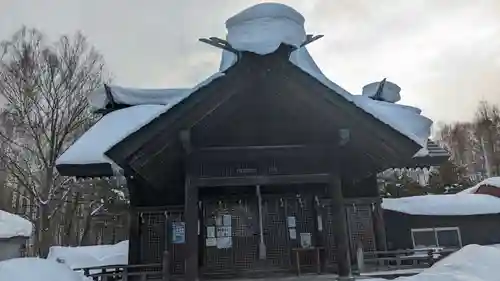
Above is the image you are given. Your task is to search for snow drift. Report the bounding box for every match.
[401,244,500,281]
[46,240,129,269]
[0,258,89,281]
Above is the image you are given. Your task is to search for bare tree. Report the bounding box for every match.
[474,101,500,177]
[0,27,106,256]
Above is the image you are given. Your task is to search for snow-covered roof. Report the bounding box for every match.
[459,177,500,194]
[56,73,223,168]
[0,210,33,239]
[220,3,432,149]
[57,3,433,171]
[0,258,89,281]
[382,193,500,216]
[57,104,168,166]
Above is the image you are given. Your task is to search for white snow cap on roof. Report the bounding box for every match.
[225,3,305,55]
[362,81,402,103]
[459,177,500,194]
[382,193,500,216]
[0,210,33,239]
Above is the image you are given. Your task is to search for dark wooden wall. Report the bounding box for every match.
[384,210,500,250]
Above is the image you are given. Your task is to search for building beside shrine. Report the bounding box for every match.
[383,177,500,251]
[56,3,448,280]
[0,210,32,261]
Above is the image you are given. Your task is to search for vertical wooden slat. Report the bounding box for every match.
[373,202,388,251]
[329,173,352,278]
[184,176,199,281]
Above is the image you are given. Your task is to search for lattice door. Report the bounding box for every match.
[139,211,166,265]
[346,203,376,254]
[261,197,290,269]
[202,198,259,275]
[321,200,338,270]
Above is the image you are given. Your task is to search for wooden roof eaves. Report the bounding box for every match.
[56,162,114,178]
[281,61,422,168]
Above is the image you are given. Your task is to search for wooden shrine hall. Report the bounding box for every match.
[56,3,448,280]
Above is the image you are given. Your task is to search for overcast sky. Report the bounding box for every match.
[1,0,499,126]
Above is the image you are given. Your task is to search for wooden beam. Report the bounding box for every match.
[128,207,141,265]
[194,173,330,187]
[328,172,352,278]
[184,176,199,281]
[373,202,388,251]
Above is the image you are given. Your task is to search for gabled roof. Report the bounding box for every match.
[56,3,435,178]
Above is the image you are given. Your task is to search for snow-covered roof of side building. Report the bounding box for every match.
[57,3,435,174]
[459,177,500,194]
[0,210,33,239]
[382,193,500,216]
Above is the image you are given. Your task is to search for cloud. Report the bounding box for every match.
[0,0,499,125]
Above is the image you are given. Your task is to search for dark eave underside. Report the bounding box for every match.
[56,163,113,178]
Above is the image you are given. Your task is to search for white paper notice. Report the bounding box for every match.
[300,233,312,248]
[206,238,217,247]
[287,216,296,228]
[217,226,232,237]
[207,226,215,238]
[289,228,297,239]
[217,237,232,249]
[223,214,232,226]
[317,215,323,231]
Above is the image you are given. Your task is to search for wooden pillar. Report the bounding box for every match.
[184,176,199,281]
[328,173,352,278]
[128,208,141,265]
[373,201,388,251]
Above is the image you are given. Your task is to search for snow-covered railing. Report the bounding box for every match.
[356,246,457,276]
[74,251,170,281]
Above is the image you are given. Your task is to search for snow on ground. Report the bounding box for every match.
[382,193,500,216]
[0,258,90,281]
[0,210,33,239]
[46,240,128,269]
[459,177,500,194]
[398,244,500,281]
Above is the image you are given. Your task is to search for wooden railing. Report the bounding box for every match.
[74,251,170,281]
[356,247,458,274]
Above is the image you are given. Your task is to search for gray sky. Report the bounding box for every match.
[1,0,499,125]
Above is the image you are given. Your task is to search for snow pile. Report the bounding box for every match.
[0,258,90,281]
[221,3,432,149]
[362,81,401,103]
[401,244,500,281]
[382,193,500,216]
[46,240,129,269]
[459,177,500,194]
[0,210,33,239]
